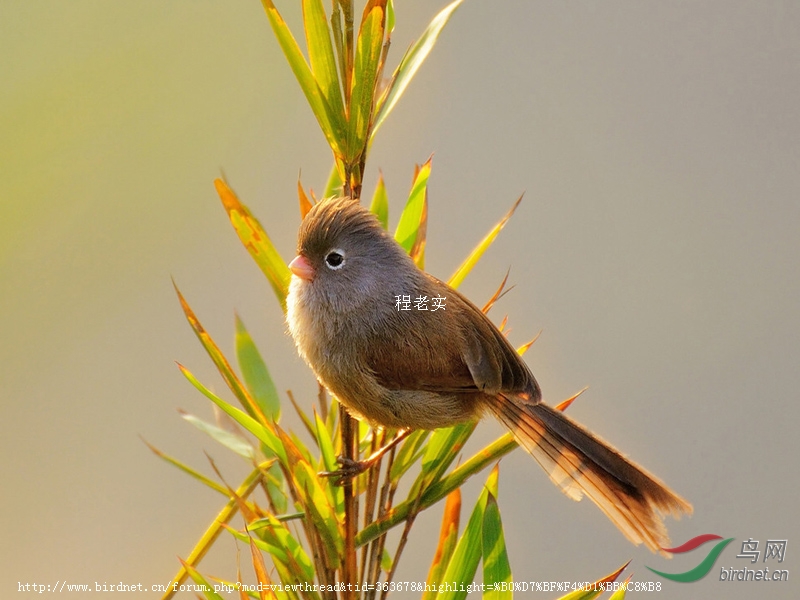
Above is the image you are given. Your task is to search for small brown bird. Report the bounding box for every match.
[286,197,692,553]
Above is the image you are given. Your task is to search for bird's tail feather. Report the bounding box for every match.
[486,395,692,554]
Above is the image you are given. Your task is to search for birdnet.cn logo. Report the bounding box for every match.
[646,534,789,583]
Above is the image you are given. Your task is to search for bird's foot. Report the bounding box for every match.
[318,429,411,485]
[319,456,371,485]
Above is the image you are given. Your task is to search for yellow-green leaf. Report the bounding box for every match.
[607,576,631,600]
[174,282,270,425]
[215,179,292,312]
[261,0,345,153]
[346,2,385,162]
[370,171,389,229]
[448,194,522,289]
[483,492,512,600]
[179,559,225,600]
[372,0,465,138]
[324,162,344,198]
[177,363,286,465]
[394,158,431,263]
[235,314,281,421]
[303,0,345,128]
[438,466,499,600]
[424,489,461,600]
[142,438,229,497]
[356,433,517,547]
[557,562,630,600]
[179,410,256,460]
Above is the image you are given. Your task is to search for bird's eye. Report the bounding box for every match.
[324,249,345,270]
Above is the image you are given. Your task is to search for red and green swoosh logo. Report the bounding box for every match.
[646,534,734,582]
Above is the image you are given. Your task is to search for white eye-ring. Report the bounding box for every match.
[324,248,346,270]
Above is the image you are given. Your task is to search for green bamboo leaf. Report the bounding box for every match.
[298,177,313,219]
[389,429,429,481]
[482,492,512,600]
[273,427,343,568]
[394,158,431,259]
[215,179,292,313]
[261,0,345,153]
[163,468,262,599]
[448,194,523,289]
[423,489,461,600]
[438,466,499,600]
[607,577,630,600]
[179,560,226,600]
[294,461,344,567]
[408,421,474,499]
[314,411,344,514]
[370,171,389,229]
[261,460,289,516]
[386,0,395,33]
[235,314,281,421]
[324,162,344,198]
[247,534,279,600]
[357,433,516,547]
[177,363,286,465]
[303,0,345,127]
[557,562,630,600]
[142,438,230,496]
[346,1,386,162]
[226,519,318,595]
[179,410,256,460]
[174,282,271,426]
[371,0,465,138]
[329,2,346,94]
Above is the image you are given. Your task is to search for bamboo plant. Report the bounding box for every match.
[151,2,631,598]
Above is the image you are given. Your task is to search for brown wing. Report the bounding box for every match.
[364,273,539,400]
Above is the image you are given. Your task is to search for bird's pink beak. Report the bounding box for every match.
[289,255,315,282]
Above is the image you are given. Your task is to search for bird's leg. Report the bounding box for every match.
[320,429,412,485]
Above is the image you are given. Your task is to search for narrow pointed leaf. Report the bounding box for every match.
[215,179,291,312]
[448,194,523,289]
[607,576,631,600]
[261,0,344,153]
[438,466,499,600]
[394,158,431,257]
[424,489,461,600]
[226,518,318,592]
[483,492,512,600]
[357,433,517,547]
[346,2,385,162]
[389,429,429,481]
[248,534,279,600]
[142,438,229,496]
[558,562,630,600]
[175,283,269,425]
[555,387,588,412]
[177,363,286,464]
[370,171,389,229]
[235,314,281,421]
[314,410,344,513]
[164,468,262,597]
[179,410,256,460]
[372,0,465,138]
[410,421,474,498]
[324,162,344,198]
[179,560,226,600]
[482,269,512,314]
[298,179,313,219]
[303,0,345,126]
[516,330,541,357]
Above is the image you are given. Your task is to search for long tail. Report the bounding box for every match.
[486,394,692,554]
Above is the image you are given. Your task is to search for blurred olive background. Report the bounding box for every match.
[2,1,798,598]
